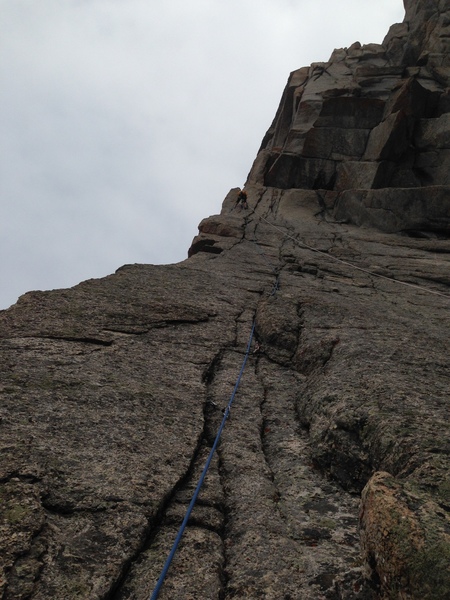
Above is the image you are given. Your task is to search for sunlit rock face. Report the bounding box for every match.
[1,1,449,599]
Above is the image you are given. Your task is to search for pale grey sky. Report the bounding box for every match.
[0,0,405,309]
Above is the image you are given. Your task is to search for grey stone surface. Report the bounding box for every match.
[1,1,450,598]
[247,0,450,239]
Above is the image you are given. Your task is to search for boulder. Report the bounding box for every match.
[360,472,450,599]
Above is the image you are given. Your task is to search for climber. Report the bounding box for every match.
[235,188,248,211]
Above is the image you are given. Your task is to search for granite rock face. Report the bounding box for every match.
[1,1,450,599]
[248,0,450,237]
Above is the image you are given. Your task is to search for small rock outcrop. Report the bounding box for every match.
[1,1,449,599]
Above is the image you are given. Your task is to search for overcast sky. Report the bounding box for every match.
[0,0,405,309]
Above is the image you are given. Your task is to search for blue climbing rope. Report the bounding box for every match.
[149,319,256,600]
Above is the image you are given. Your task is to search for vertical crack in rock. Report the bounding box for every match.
[217,347,308,599]
[216,331,374,599]
[109,348,232,600]
[256,358,376,598]
[109,447,226,600]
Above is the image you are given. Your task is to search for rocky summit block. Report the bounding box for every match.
[1,1,450,599]
[248,0,450,240]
